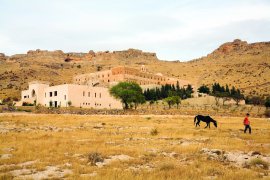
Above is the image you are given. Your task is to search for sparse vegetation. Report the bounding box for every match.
[150,128,158,136]
[88,152,104,166]
[249,158,269,170]
[0,114,269,179]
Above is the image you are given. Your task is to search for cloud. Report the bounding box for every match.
[0,0,269,60]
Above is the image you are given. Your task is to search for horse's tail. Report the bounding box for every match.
[194,116,197,125]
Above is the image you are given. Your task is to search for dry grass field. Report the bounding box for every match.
[0,114,269,179]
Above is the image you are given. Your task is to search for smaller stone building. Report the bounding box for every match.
[19,81,122,109]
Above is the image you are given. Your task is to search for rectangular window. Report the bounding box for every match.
[95,93,96,98]
[49,92,52,97]
[24,96,27,99]
[64,95,66,100]
[45,93,46,98]
[88,92,90,97]
[100,93,101,98]
[83,91,85,96]
[54,91,57,96]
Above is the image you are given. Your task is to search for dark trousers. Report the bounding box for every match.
[244,125,251,134]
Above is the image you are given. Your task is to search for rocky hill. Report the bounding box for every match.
[0,39,269,100]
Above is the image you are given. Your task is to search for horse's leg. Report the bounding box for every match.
[196,120,200,127]
[209,123,211,128]
[204,123,208,128]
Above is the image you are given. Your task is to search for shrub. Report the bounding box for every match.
[88,152,104,166]
[265,97,270,108]
[159,162,175,171]
[68,101,72,107]
[249,158,269,169]
[264,109,270,118]
[22,102,34,106]
[150,128,158,136]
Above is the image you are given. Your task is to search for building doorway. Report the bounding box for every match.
[54,101,58,107]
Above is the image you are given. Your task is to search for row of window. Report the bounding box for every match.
[24,95,30,99]
[75,73,111,82]
[45,91,58,97]
[83,91,102,98]
[82,103,111,107]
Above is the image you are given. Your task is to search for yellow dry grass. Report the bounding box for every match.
[0,114,269,179]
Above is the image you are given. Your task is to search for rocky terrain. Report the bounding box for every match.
[0,114,269,179]
[0,39,269,99]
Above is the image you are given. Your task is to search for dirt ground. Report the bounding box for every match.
[0,114,269,179]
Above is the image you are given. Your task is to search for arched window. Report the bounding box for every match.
[32,89,36,97]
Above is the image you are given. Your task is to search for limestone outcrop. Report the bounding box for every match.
[208,39,270,57]
[0,53,6,61]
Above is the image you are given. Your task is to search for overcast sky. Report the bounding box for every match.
[0,0,270,61]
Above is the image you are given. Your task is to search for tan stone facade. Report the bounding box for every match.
[73,66,191,87]
[19,82,122,109]
[18,66,191,109]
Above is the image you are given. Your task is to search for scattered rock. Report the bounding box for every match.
[0,154,13,159]
[81,171,97,177]
[128,163,155,172]
[10,166,72,179]
[201,148,270,169]
[161,152,178,158]
[2,147,15,152]
[95,155,133,168]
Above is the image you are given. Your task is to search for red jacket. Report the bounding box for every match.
[243,117,250,125]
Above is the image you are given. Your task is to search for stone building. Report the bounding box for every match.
[73,66,190,88]
[18,66,191,109]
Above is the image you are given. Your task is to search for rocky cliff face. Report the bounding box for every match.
[4,48,158,63]
[208,39,270,58]
[0,53,6,61]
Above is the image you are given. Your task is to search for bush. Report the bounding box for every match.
[264,109,270,118]
[22,102,34,106]
[150,128,158,136]
[249,158,269,169]
[159,162,175,171]
[88,152,104,166]
[265,97,270,108]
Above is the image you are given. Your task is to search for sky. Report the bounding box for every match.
[0,0,270,61]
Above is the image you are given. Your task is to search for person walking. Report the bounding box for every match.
[243,113,251,134]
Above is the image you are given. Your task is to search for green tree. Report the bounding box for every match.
[132,93,146,109]
[265,97,270,108]
[173,96,181,109]
[110,82,145,109]
[68,101,72,107]
[231,89,244,105]
[198,84,210,94]
[163,96,175,109]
